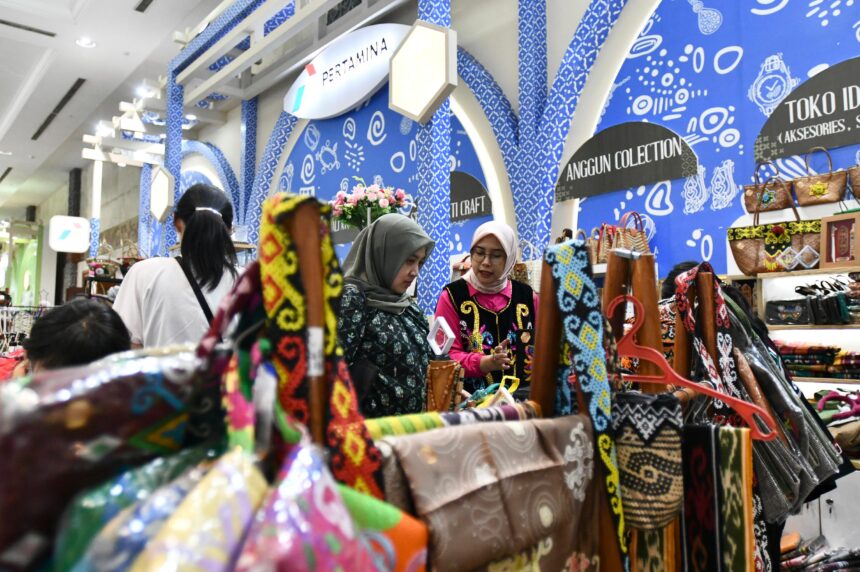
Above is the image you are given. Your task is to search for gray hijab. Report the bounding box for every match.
[343,214,435,314]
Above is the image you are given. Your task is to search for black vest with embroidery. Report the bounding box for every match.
[444,278,536,394]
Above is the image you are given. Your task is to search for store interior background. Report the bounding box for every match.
[0,0,859,543]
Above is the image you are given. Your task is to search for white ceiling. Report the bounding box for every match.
[0,0,221,216]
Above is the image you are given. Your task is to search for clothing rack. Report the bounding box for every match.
[0,305,47,353]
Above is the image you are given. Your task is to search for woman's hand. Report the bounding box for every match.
[479,339,511,373]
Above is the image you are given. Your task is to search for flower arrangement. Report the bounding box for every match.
[330,177,408,229]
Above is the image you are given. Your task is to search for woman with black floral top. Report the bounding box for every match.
[337,214,436,417]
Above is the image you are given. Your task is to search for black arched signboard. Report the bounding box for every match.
[555,122,698,203]
[755,56,860,163]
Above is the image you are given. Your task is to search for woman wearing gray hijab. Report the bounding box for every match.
[338,213,436,417]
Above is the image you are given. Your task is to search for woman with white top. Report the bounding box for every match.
[113,183,239,348]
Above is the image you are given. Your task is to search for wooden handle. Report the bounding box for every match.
[602,251,630,340]
[529,259,561,416]
[631,254,664,393]
[285,201,327,444]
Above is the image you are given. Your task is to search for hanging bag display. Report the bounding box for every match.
[743,162,793,213]
[793,146,848,206]
[727,182,821,275]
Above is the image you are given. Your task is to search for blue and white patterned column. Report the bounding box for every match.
[89,218,100,259]
[138,163,152,257]
[240,97,258,226]
[163,73,184,256]
[415,0,452,314]
[514,0,548,257]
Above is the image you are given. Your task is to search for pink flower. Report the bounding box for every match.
[348,194,359,205]
[353,189,365,201]
[379,198,390,208]
[366,191,378,201]
[336,191,346,200]
[333,206,343,217]
[367,184,381,194]
[395,189,405,200]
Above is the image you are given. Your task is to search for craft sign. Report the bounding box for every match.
[756,56,860,162]
[283,23,409,120]
[555,122,698,202]
[450,171,492,222]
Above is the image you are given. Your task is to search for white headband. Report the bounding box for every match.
[195,207,223,218]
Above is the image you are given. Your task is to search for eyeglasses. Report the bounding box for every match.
[470,248,506,264]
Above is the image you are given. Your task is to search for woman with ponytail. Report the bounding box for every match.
[114,183,239,348]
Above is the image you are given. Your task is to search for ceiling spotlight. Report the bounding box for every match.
[96,121,114,137]
[75,36,96,48]
[0,150,11,156]
[184,114,197,121]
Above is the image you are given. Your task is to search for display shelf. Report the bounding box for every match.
[791,376,860,384]
[757,266,858,279]
[768,324,860,331]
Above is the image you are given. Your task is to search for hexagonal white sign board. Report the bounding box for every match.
[48,215,90,253]
[389,20,457,124]
[150,166,175,223]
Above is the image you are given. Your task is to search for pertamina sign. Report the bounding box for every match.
[284,23,409,120]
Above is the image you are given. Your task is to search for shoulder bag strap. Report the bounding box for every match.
[176,256,214,324]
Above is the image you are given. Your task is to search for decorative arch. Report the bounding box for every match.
[181,140,242,223]
[245,111,300,245]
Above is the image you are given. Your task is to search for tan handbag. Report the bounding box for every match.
[597,212,651,263]
[743,162,793,213]
[425,360,462,412]
[728,182,821,275]
[793,146,848,206]
[848,165,860,202]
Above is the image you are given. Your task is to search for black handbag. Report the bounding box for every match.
[765,298,813,325]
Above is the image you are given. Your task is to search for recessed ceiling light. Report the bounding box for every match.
[184,114,197,121]
[76,36,96,48]
[0,151,11,156]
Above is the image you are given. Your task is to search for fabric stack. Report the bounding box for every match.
[849,273,860,324]
[829,351,860,380]
[775,341,841,380]
[780,532,860,571]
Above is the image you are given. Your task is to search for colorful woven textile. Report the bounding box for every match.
[544,240,625,555]
[235,445,376,572]
[55,445,212,572]
[611,391,683,531]
[718,427,755,572]
[363,403,539,440]
[72,464,210,572]
[674,263,770,570]
[258,193,384,498]
[682,424,724,572]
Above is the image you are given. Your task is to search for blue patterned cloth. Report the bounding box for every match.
[544,239,626,556]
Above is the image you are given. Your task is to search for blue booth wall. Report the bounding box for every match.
[280,86,493,263]
[577,0,860,275]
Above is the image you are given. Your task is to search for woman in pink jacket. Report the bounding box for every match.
[434,221,538,396]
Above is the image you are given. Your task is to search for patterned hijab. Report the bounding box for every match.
[462,221,517,294]
[343,214,435,314]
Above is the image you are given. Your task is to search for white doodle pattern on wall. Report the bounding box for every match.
[301,154,315,184]
[316,140,340,174]
[278,162,294,194]
[304,124,321,151]
[578,0,860,276]
[367,111,387,146]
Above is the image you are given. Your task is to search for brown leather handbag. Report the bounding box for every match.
[728,182,821,275]
[425,360,462,412]
[597,212,651,263]
[743,162,793,213]
[793,147,848,206]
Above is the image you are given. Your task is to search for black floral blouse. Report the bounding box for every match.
[338,284,432,417]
